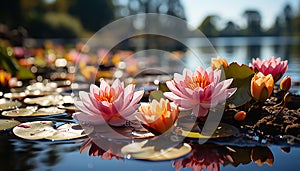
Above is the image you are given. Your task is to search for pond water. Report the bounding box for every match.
[1,36,300,171]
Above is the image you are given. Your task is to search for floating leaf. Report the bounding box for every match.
[180,123,239,139]
[2,107,65,117]
[222,63,254,106]
[0,119,20,131]
[3,92,26,100]
[13,121,86,140]
[121,141,191,161]
[24,95,63,106]
[0,100,22,111]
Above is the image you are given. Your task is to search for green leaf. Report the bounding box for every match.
[149,90,165,102]
[223,63,254,107]
[16,66,35,80]
[0,48,19,75]
[223,62,254,79]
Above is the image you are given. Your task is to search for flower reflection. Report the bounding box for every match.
[73,79,144,126]
[173,144,233,171]
[164,66,236,118]
[80,138,125,160]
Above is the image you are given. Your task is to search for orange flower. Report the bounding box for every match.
[0,70,11,87]
[211,56,228,69]
[136,99,178,135]
[280,76,291,91]
[251,72,274,102]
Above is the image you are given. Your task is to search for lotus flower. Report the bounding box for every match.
[136,99,178,134]
[164,66,236,118]
[250,56,288,82]
[73,79,144,126]
[211,56,228,69]
[250,72,274,102]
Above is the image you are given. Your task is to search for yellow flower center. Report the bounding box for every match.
[186,73,210,90]
[95,88,116,103]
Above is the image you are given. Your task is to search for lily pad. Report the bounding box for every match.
[149,90,165,101]
[24,95,63,106]
[0,119,20,131]
[0,100,22,111]
[2,107,65,117]
[180,123,239,139]
[13,121,86,140]
[3,92,26,100]
[121,141,191,161]
[222,63,254,107]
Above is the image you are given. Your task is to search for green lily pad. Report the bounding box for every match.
[0,100,22,111]
[149,90,166,102]
[0,119,20,131]
[2,107,65,117]
[222,63,254,107]
[13,121,86,140]
[180,123,239,139]
[121,141,191,161]
[24,95,63,106]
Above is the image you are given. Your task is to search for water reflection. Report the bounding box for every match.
[78,136,280,171]
[0,132,81,171]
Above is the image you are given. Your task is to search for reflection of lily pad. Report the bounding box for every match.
[181,123,239,139]
[121,141,191,161]
[0,119,20,131]
[13,121,86,140]
[2,107,65,117]
[0,100,22,111]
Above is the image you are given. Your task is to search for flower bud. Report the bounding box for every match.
[234,111,247,121]
[251,72,274,102]
[280,76,291,91]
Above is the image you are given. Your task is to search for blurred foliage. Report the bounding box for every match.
[0,0,115,38]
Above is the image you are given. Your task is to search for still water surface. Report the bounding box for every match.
[1,36,300,171]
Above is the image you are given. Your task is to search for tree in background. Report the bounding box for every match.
[243,10,262,36]
[69,0,115,32]
[198,15,219,37]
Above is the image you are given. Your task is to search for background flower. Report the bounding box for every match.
[250,56,288,82]
[164,66,236,118]
[73,79,144,126]
[211,56,228,69]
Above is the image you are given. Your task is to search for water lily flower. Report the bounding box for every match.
[250,72,274,102]
[250,56,288,82]
[164,66,236,118]
[73,79,144,126]
[280,75,291,91]
[211,56,228,69]
[136,99,178,134]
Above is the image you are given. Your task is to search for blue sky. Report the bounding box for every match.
[182,0,300,29]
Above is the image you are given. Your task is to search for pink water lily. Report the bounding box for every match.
[73,79,144,126]
[250,56,288,82]
[163,66,236,118]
